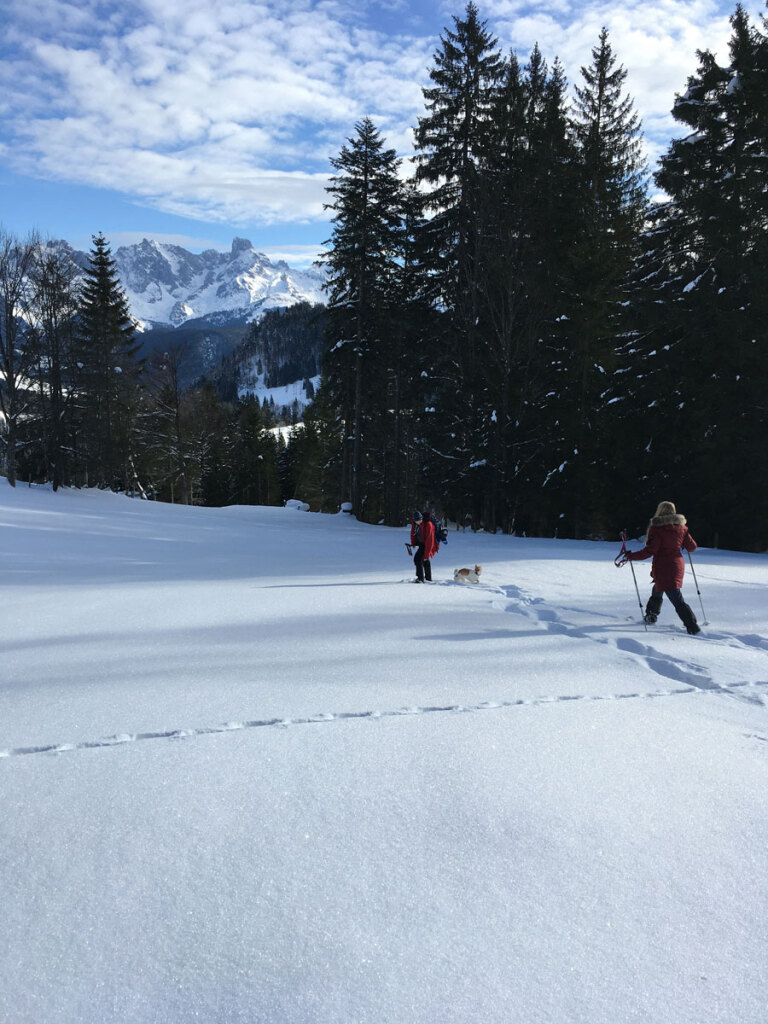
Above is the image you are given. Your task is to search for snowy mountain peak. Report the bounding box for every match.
[59,237,326,331]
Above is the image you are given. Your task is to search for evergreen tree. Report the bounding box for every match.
[229,398,281,506]
[195,385,231,507]
[384,183,436,525]
[140,342,196,503]
[413,2,504,520]
[612,5,768,549]
[414,1,503,314]
[475,49,578,534]
[76,233,142,489]
[320,117,404,520]
[289,379,345,513]
[546,28,647,537]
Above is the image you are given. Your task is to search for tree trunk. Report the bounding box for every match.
[352,348,363,515]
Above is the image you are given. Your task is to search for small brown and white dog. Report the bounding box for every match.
[453,564,482,584]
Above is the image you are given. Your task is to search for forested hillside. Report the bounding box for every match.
[205,303,326,407]
[1,2,765,548]
[295,2,767,549]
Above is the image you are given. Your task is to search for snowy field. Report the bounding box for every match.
[1,480,767,1024]
[239,372,320,411]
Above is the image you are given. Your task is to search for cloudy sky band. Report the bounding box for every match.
[1,0,764,259]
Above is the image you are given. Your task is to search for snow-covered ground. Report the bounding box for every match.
[1,480,766,1024]
[241,372,320,412]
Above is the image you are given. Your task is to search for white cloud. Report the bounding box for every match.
[3,0,416,225]
[486,0,766,157]
[261,243,330,268]
[1,0,765,232]
[98,231,232,252]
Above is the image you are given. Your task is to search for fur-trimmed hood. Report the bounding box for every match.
[650,513,687,528]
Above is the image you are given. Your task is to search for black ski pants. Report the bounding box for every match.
[414,544,432,582]
[646,588,697,630]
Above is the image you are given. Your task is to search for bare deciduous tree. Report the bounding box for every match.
[0,230,38,486]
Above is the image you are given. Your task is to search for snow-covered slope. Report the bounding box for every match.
[114,236,326,329]
[1,481,767,1023]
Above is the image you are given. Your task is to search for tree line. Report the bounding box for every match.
[2,2,766,550]
[0,232,301,506]
[296,1,767,550]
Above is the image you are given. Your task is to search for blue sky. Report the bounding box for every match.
[1,0,764,266]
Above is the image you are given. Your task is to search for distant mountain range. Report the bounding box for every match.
[112,236,326,331]
[51,237,327,386]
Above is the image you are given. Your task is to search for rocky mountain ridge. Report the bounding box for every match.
[49,236,327,388]
[114,236,326,330]
[51,236,326,331]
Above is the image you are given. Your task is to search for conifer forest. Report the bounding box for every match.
[1,3,766,551]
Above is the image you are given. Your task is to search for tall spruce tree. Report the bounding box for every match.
[139,342,196,503]
[77,233,142,489]
[229,398,281,507]
[612,5,768,549]
[468,50,528,532]
[413,2,504,521]
[474,48,578,534]
[288,379,346,514]
[382,182,435,525]
[546,28,646,537]
[414,1,503,304]
[320,117,404,520]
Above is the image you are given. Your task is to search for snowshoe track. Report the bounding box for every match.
[2,679,767,760]
[484,579,768,706]
[3,577,765,761]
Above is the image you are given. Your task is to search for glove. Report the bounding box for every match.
[614,551,630,567]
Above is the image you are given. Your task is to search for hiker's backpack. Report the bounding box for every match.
[430,514,448,546]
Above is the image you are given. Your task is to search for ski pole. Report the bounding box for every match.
[627,559,647,631]
[618,530,647,631]
[686,551,708,624]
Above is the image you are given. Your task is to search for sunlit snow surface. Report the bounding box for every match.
[1,481,766,1023]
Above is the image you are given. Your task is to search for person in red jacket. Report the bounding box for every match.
[622,500,700,634]
[410,510,438,582]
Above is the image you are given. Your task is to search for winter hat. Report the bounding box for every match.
[655,500,676,517]
[413,510,423,521]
